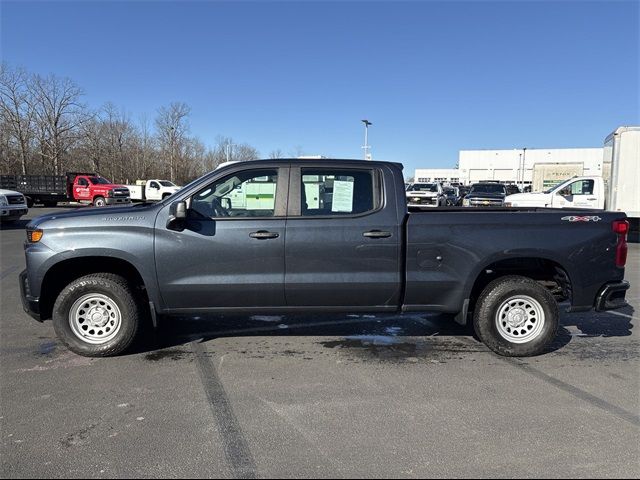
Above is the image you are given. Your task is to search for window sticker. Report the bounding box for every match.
[332,179,354,212]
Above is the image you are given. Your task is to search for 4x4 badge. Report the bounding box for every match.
[561,215,602,222]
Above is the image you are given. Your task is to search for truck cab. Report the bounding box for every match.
[128,179,181,202]
[505,176,605,209]
[71,175,131,207]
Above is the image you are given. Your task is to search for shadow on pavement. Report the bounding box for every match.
[126,309,605,358]
[0,219,30,230]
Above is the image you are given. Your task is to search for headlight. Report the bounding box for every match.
[107,190,114,197]
[504,202,512,207]
[463,199,470,206]
[0,195,7,207]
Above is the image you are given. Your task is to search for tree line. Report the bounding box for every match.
[0,63,291,185]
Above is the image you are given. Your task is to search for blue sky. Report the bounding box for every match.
[2,0,638,174]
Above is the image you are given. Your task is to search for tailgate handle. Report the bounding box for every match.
[363,230,392,239]
[587,198,597,201]
[249,230,279,240]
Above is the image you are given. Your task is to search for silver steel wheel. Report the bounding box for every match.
[495,295,545,344]
[94,197,106,207]
[69,293,122,345]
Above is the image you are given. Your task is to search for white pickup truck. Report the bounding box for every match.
[505,126,640,225]
[126,180,181,202]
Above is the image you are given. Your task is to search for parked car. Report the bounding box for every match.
[0,188,28,223]
[462,183,508,207]
[505,184,521,195]
[457,185,471,205]
[442,186,459,206]
[406,182,445,206]
[0,172,130,207]
[21,159,630,359]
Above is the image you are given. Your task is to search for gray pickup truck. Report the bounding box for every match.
[20,159,630,357]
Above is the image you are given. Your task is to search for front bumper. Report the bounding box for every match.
[19,269,42,322]
[105,196,131,205]
[407,196,438,206]
[1,207,28,217]
[595,281,630,311]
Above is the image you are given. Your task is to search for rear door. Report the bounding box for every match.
[284,165,402,309]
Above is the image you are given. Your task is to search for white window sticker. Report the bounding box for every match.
[332,179,354,212]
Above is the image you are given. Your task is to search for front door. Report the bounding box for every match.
[74,177,91,202]
[155,167,289,311]
[552,179,599,209]
[284,165,402,309]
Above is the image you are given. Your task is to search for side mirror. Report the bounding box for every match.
[167,201,187,231]
[221,197,232,210]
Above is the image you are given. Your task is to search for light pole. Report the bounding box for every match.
[521,147,527,191]
[225,142,239,162]
[361,119,372,160]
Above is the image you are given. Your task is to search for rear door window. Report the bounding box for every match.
[300,168,378,216]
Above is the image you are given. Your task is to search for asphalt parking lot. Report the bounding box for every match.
[1,207,639,478]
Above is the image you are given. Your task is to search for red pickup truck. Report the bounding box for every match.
[0,172,130,207]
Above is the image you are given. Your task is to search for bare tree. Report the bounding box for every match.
[155,102,190,182]
[0,64,36,174]
[269,149,284,159]
[289,145,305,158]
[29,73,86,174]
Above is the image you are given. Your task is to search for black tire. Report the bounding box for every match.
[162,193,172,200]
[25,197,34,208]
[473,275,558,357]
[93,196,106,207]
[42,201,58,208]
[52,273,142,357]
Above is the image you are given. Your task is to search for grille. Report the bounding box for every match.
[6,194,25,205]
[112,188,130,196]
[470,198,503,206]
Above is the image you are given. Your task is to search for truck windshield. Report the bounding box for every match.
[159,181,175,187]
[88,177,111,185]
[408,183,438,192]
[470,184,506,194]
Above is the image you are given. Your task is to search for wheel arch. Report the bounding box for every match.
[463,255,573,323]
[38,255,150,321]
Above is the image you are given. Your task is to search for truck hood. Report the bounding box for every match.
[27,203,159,229]
[0,189,23,196]
[406,191,438,197]
[505,192,552,205]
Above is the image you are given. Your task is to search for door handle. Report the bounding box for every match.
[587,198,596,201]
[249,231,280,240]
[363,230,392,239]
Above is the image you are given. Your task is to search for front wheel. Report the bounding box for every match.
[93,196,106,207]
[52,273,142,357]
[473,275,558,357]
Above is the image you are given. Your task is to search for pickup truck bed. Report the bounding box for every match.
[20,159,630,358]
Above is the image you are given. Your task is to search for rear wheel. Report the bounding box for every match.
[52,273,142,357]
[25,197,34,208]
[42,200,58,207]
[473,275,558,357]
[93,196,106,207]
